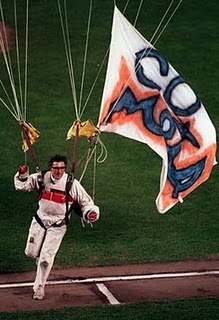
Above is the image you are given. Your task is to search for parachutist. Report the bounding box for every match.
[14,154,100,300]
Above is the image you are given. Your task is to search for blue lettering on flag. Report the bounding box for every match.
[105,48,206,198]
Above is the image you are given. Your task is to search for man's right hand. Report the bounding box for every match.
[18,165,29,181]
[19,165,28,174]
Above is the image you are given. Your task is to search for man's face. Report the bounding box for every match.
[50,161,66,180]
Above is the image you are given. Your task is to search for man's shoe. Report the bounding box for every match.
[33,285,45,300]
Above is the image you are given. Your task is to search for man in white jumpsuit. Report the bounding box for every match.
[14,154,100,300]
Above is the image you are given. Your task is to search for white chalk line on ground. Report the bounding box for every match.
[96,283,120,305]
[1,269,219,289]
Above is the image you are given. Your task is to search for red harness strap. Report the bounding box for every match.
[41,190,75,204]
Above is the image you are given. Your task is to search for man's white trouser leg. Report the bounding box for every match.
[33,225,66,292]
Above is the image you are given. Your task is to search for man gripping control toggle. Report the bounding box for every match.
[14,154,100,300]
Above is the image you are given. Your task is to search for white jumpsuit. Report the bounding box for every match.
[14,170,99,293]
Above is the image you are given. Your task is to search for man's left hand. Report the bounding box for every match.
[86,211,99,223]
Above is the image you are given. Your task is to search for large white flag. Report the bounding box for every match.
[98,7,217,213]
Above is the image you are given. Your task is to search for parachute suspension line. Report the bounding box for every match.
[128,0,184,89]
[63,0,78,118]
[57,0,79,119]
[80,0,132,117]
[79,143,96,183]
[133,0,184,82]
[0,80,19,119]
[90,134,110,200]
[96,137,108,163]
[24,0,29,120]
[78,135,108,180]
[0,2,38,168]
[80,46,109,117]
[0,0,30,121]
[133,0,144,27]
[14,0,23,118]
[92,147,97,201]
[78,0,92,119]
[80,0,141,118]
[121,0,144,22]
[150,0,183,46]
[149,0,175,44]
[102,0,183,124]
[0,0,21,120]
[14,0,29,121]
[122,0,130,14]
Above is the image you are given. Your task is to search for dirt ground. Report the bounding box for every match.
[0,259,219,312]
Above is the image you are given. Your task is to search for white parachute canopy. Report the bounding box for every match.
[97,6,217,213]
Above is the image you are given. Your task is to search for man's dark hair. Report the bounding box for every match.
[48,154,67,168]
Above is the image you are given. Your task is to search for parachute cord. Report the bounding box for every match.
[13,0,29,121]
[0,80,19,119]
[102,0,183,124]
[14,0,24,117]
[149,0,175,44]
[80,0,131,119]
[133,0,144,27]
[0,96,18,119]
[115,0,132,13]
[79,145,96,183]
[78,147,98,202]
[151,0,183,47]
[24,150,27,166]
[0,0,21,120]
[78,134,107,182]
[80,46,109,118]
[78,0,92,118]
[77,0,136,120]
[63,0,79,118]
[96,137,108,163]
[74,148,89,169]
[92,147,97,201]
[57,0,79,119]
[122,0,130,14]
[24,0,29,120]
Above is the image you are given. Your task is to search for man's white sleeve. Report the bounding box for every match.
[70,179,100,220]
[14,172,39,192]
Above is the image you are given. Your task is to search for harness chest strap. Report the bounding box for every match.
[35,172,80,229]
[40,190,75,204]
